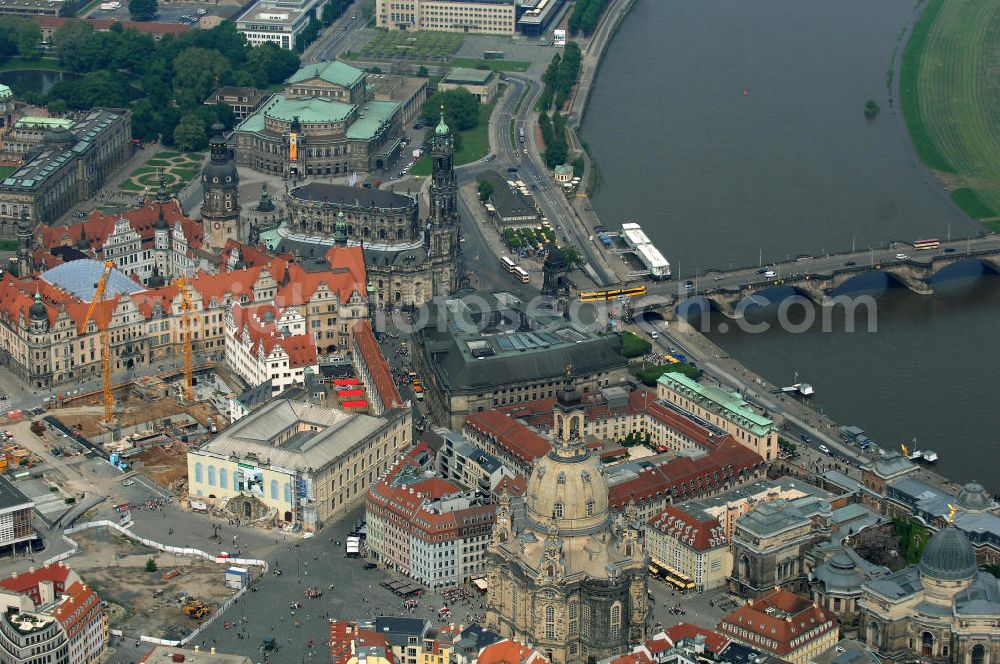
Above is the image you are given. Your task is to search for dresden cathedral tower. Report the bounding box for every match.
[424,110,461,295]
[201,123,241,250]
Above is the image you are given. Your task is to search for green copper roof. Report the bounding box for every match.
[287,60,364,88]
[0,84,11,98]
[346,101,399,140]
[657,371,775,435]
[15,117,74,130]
[237,94,354,133]
[258,228,283,251]
[435,112,450,135]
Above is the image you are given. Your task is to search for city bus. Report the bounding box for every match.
[518,126,525,143]
[578,285,647,302]
[512,266,530,283]
[500,256,516,273]
[913,239,940,251]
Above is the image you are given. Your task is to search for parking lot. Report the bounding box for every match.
[87,0,240,25]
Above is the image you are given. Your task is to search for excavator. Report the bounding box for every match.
[182,599,209,620]
[81,261,116,424]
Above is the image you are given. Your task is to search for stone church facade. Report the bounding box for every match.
[485,378,649,664]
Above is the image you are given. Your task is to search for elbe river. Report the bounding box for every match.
[580,0,1000,492]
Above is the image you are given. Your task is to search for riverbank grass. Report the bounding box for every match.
[900,0,1000,227]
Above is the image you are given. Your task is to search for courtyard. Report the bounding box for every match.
[346,30,465,63]
[120,151,205,193]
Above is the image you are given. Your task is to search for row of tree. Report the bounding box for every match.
[568,0,608,37]
[538,111,568,168]
[536,42,581,112]
[27,22,301,150]
[0,17,42,62]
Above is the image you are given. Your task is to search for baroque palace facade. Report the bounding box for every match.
[485,378,649,664]
[269,113,461,306]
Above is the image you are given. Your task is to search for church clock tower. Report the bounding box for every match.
[200,123,241,250]
[425,110,460,295]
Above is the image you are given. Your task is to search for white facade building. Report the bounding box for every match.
[224,303,318,396]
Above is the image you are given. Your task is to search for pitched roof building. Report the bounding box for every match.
[717,589,838,664]
[366,443,495,587]
[0,563,107,664]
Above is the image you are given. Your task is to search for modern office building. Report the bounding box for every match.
[376,0,517,34]
[234,0,321,49]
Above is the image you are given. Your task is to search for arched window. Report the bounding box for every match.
[544,605,555,639]
[207,465,216,487]
[194,462,203,483]
[270,479,279,500]
[921,632,934,657]
[586,499,595,517]
[283,482,292,503]
[219,468,228,490]
[553,502,563,519]
[610,602,622,640]
[971,644,986,664]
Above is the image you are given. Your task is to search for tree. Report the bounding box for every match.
[243,42,299,87]
[172,47,232,107]
[864,99,881,119]
[52,19,93,70]
[14,20,40,59]
[144,558,158,572]
[46,99,68,116]
[128,0,157,21]
[416,65,428,77]
[173,113,207,151]
[572,156,585,178]
[477,179,494,202]
[421,88,479,131]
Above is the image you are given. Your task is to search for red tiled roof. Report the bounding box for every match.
[647,506,727,552]
[477,640,548,664]
[660,623,730,654]
[0,563,101,632]
[463,410,551,465]
[230,302,317,368]
[717,589,837,656]
[37,199,202,255]
[330,620,396,664]
[353,321,402,409]
[493,474,526,497]
[367,446,494,540]
[609,653,653,664]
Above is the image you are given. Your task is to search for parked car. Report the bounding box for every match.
[896,253,908,260]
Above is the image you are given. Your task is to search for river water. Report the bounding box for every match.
[580,0,1000,491]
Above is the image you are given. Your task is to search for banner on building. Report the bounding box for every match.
[289,133,298,162]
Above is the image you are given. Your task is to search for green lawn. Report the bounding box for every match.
[0,240,16,251]
[349,30,464,62]
[450,58,530,72]
[620,330,651,358]
[153,151,181,159]
[410,102,495,175]
[0,166,18,180]
[900,0,1000,228]
[630,361,702,387]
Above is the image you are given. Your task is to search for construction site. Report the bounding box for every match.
[67,528,246,641]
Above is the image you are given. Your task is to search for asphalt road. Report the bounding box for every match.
[645,234,1000,299]
[306,12,367,64]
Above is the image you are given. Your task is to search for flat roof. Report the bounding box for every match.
[442,68,494,85]
[657,372,774,434]
[0,475,33,511]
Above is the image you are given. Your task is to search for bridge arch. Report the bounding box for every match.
[929,256,1000,282]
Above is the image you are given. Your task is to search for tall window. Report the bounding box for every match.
[581,604,591,638]
[207,465,216,487]
[609,603,622,640]
[219,468,228,490]
[554,502,564,519]
[586,500,595,517]
[568,602,578,636]
[194,462,203,483]
[544,606,555,640]
[270,479,279,500]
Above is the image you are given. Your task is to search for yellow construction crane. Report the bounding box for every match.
[81,260,116,423]
[174,277,194,402]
